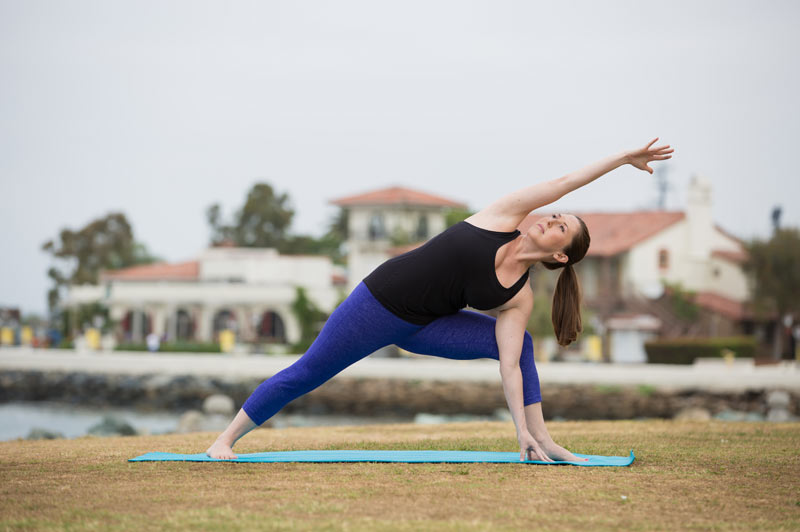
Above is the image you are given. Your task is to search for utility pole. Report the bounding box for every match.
[654,164,670,210]
[771,206,782,234]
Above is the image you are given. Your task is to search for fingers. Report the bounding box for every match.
[646,137,658,148]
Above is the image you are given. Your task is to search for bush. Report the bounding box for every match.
[115,342,222,353]
[644,337,756,364]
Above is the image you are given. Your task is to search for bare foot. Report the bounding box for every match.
[206,439,238,460]
[541,439,588,462]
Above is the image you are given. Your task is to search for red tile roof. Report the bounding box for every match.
[694,291,750,321]
[101,261,199,281]
[519,211,686,257]
[712,249,749,264]
[331,186,467,208]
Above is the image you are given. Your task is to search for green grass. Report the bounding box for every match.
[1,420,798,531]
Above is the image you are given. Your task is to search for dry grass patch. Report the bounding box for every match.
[0,420,798,531]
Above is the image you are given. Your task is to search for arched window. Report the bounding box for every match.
[212,309,237,336]
[175,309,193,341]
[258,311,287,344]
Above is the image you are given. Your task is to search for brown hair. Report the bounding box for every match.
[542,216,590,346]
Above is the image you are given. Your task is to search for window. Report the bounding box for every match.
[658,249,669,270]
[368,212,386,240]
[415,215,428,240]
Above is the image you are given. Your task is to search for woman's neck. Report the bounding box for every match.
[510,234,550,269]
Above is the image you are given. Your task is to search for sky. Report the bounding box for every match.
[1,0,799,316]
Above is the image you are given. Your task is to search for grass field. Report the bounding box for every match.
[1,420,798,531]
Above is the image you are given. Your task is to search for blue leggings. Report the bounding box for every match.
[242,282,541,425]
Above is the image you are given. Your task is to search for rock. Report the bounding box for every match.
[767,408,793,422]
[143,374,173,392]
[492,408,512,422]
[766,390,790,409]
[674,407,711,421]
[26,428,65,440]
[202,394,235,416]
[88,415,137,436]
[713,410,764,422]
[177,410,205,433]
[203,413,234,431]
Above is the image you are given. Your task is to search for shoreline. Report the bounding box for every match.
[2,347,798,392]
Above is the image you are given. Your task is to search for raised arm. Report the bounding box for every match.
[468,138,673,230]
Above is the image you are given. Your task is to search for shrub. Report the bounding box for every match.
[644,336,756,364]
[115,342,222,353]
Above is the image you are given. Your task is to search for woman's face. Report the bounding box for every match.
[527,213,580,258]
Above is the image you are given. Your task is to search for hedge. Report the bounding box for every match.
[644,336,756,365]
[114,342,222,354]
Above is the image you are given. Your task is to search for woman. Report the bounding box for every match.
[206,138,673,461]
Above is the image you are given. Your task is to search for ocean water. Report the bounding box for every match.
[0,402,182,440]
[0,402,418,441]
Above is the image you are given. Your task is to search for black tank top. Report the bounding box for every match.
[363,221,529,325]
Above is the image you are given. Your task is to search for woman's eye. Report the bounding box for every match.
[560,225,565,233]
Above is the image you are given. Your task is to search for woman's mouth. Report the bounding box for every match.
[537,224,544,233]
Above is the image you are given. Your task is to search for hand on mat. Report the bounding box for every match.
[626,137,673,174]
[518,431,553,462]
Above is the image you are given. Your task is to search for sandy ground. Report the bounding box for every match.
[1,420,798,531]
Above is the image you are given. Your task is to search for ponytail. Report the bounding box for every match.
[551,265,582,346]
[541,215,590,347]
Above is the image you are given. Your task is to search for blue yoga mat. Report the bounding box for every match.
[129,449,634,466]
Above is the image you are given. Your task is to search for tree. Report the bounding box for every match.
[42,212,159,310]
[207,183,347,262]
[207,183,294,248]
[745,227,800,358]
[290,286,327,352]
[445,207,474,228]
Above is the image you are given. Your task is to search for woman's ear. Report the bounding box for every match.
[553,251,569,264]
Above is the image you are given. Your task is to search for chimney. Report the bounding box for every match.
[686,175,713,261]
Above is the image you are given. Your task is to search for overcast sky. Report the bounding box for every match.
[2,0,799,315]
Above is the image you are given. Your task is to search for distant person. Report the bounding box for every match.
[207,139,673,460]
[146,332,160,353]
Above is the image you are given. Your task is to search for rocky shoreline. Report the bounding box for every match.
[2,369,798,422]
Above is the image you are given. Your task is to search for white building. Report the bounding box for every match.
[520,176,752,362]
[64,185,464,347]
[66,246,345,345]
[331,186,467,291]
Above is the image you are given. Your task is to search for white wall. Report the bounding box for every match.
[624,220,686,297]
[624,219,748,302]
[707,256,749,301]
[199,248,332,288]
[347,206,446,243]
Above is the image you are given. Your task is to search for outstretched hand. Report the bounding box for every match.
[627,138,674,174]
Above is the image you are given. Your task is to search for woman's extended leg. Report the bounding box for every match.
[207,283,421,458]
[396,309,541,405]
